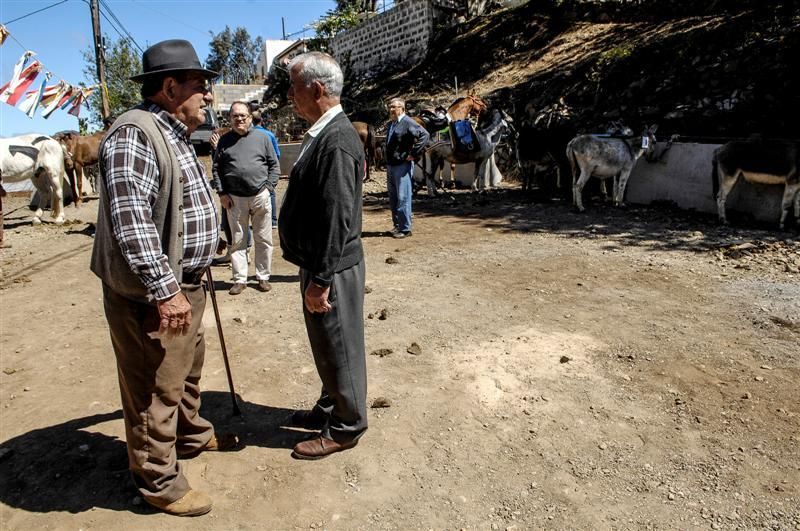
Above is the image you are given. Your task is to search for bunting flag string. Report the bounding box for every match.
[1,25,101,120]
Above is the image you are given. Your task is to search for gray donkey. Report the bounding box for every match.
[566,125,658,211]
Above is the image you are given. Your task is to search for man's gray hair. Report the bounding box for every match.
[288,52,344,98]
[389,97,405,109]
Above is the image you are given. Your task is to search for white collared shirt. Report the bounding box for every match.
[295,104,344,164]
[388,112,405,140]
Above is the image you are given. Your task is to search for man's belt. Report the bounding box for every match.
[182,268,207,285]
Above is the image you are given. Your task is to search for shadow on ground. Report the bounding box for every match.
[0,391,309,515]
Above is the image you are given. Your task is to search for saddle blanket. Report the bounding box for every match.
[449,119,481,155]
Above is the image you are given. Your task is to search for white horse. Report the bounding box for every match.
[0,134,67,224]
[423,108,511,195]
[566,125,658,211]
[713,139,799,230]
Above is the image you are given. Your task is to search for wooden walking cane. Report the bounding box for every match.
[205,267,242,416]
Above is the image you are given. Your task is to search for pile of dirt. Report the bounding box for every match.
[349,2,799,139]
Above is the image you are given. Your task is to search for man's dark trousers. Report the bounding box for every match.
[299,261,368,442]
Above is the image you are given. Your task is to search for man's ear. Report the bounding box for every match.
[163,77,177,101]
[313,81,324,100]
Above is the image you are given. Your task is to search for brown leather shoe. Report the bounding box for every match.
[145,489,212,517]
[179,432,239,458]
[229,283,245,295]
[291,435,358,460]
[257,279,271,292]
[289,409,326,430]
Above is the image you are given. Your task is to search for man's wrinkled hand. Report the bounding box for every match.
[304,283,331,314]
[156,291,193,337]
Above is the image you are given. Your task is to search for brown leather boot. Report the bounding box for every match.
[145,489,212,517]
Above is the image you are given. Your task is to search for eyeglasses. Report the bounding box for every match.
[231,113,250,120]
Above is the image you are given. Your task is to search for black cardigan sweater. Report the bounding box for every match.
[279,112,365,287]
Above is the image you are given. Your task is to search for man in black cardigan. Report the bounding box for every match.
[279,51,368,460]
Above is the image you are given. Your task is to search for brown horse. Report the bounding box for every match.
[54,130,105,206]
[413,94,488,191]
[351,121,375,181]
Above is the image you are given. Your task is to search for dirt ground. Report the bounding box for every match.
[1,171,799,530]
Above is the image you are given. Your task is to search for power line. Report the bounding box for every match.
[1,0,70,26]
[129,0,212,38]
[98,0,144,53]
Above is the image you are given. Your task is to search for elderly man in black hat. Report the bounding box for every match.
[91,39,238,517]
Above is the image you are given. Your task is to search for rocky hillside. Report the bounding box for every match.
[348,2,799,140]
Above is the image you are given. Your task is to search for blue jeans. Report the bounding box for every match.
[387,161,413,233]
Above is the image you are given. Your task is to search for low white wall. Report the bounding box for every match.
[626,142,785,224]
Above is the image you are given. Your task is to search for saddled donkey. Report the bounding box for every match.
[424,108,511,194]
[713,139,799,230]
[566,125,658,211]
[0,134,67,224]
[54,130,105,205]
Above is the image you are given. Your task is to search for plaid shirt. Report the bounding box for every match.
[101,103,218,300]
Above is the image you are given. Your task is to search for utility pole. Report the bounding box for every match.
[282,17,286,40]
[90,0,110,119]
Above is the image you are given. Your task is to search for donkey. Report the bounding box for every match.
[566,125,658,211]
[423,108,511,194]
[712,139,799,230]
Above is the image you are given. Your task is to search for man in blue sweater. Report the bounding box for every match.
[211,101,280,295]
[280,52,367,460]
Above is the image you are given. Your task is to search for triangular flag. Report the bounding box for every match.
[41,82,71,118]
[0,52,31,102]
[0,25,9,46]
[19,72,51,118]
[0,56,42,106]
[68,91,84,117]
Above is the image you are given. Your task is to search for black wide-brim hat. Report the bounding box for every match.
[130,39,218,82]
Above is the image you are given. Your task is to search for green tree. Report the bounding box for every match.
[308,3,362,53]
[81,36,141,130]
[206,26,233,81]
[206,26,262,84]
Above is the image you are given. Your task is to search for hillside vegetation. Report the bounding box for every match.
[349,1,799,139]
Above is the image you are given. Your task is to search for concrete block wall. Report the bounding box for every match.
[212,85,269,114]
[331,0,435,76]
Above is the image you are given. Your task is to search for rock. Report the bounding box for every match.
[559,355,570,363]
[754,376,764,382]
[378,309,388,320]
[364,285,373,294]
[367,313,374,319]
[370,348,393,357]
[371,397,392,408]
[3,368,16,375]
[742,392,751,399]
[598,442,608,450]
[23,387,30,392]
[233,316,245,324]
[407,342,422,356]
[760,365,773,370]
[385,256,399,264]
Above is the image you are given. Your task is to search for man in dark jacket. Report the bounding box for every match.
[279,51,367,460]
[211,101,280,295]
[385,97,429,238]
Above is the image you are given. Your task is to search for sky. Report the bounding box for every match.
[0,0,335,137]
